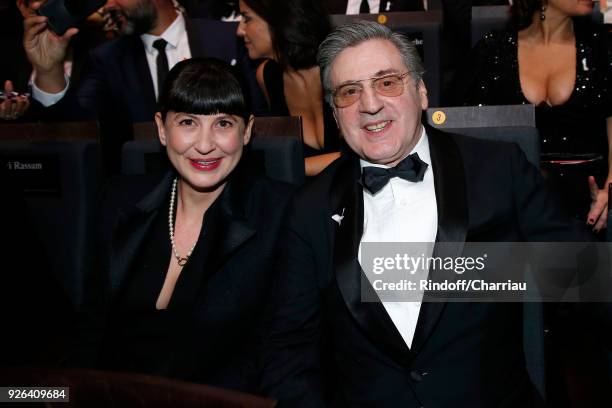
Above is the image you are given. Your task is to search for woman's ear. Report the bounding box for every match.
[155,112,167,146]
[243,115,255,145]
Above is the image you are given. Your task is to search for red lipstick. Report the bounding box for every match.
[189,158,222,171]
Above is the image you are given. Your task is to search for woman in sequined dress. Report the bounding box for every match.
[457,0,611,228]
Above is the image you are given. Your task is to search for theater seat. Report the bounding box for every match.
[426,104,545,400]
[0,122,102,308]
[0,367,277,407]
[124,117,305,185]
[426,104,540,168]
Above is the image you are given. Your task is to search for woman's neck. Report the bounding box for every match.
[176,178,225,222]
[523,9,574,44]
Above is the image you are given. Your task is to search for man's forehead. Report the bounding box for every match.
[329,38,407,85]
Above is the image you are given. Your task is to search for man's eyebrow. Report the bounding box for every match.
[335,69,402,87]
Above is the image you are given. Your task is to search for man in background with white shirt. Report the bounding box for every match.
[24,0,240,119]
[260,21,587,407]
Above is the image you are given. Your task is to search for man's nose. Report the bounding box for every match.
[358,86,383,114]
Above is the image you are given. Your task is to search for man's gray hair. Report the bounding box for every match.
[317,20,426,106]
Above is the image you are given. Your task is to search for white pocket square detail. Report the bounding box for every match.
[331,208,345,225]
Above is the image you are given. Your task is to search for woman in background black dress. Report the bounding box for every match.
[236,0,341,176]
[457,0,611,227]
[74,58,293,393]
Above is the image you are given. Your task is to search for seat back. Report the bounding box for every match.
[125,117,305,185]
[330,11,443,106]
[250,116,305,185]
[0,122,102,307]
[426,104,540,169]
[471,5,511,46]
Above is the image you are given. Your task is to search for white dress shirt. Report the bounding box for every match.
[140,13,191,99]
[346,0,381,14]
[345,0,428,13]
[32,13,191,106]
[358,126,437,348]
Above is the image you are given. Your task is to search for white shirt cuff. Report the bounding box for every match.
[31,76,70,107]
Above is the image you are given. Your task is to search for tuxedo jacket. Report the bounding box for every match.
[326,0,424,14]
[73,166,293,392]
[261,127,588,407]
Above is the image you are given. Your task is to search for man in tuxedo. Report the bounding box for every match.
[260,21,589,407]
[327,0,423,15]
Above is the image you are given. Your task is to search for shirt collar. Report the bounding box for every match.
[140,12,186,54]
[359,125,431,170]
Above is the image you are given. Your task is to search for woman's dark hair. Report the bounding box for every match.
[511,0,542,30]
[157,57,251,122]
[242,0,331,70]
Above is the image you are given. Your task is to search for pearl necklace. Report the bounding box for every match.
[168,178,197,267]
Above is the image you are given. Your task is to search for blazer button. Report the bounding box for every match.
[410,370,423,382]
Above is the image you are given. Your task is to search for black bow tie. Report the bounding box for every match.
[360,153,428,194]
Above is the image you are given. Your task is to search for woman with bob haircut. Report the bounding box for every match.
[236,0,341,176]
[457,0,611,230]
[72,57,293,393]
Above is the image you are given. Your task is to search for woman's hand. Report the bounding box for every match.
[587,176,609,232]
[0,81,30,121]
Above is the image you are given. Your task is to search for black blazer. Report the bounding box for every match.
[74,167,293,392]
[327,0,424,14]
[261,127,588,407]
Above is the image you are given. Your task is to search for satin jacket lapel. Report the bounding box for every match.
[124,35,156,111]
[169,170,256,309]
[332,155,413,363]
[109,173,174,297]
[411,127,469,353]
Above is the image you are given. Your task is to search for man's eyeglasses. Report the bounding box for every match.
[331,72,411,108]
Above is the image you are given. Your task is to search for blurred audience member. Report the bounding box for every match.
[23,0,238,118]
[0,0,31,120]
[1,0,120,122]
[455,0,611,230]
[0,80,30,121]
[237,0,341,176]
[71,58,292,392]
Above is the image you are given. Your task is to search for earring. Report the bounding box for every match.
[540,5,546,21]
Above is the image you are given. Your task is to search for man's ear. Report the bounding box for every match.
[243,115,254,145]
[155,112,167,146]
[417,79,428,111]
